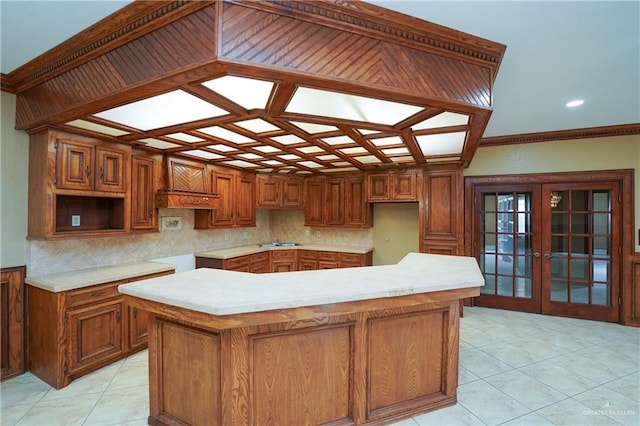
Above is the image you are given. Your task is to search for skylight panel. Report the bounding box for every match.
[234,118,280,133]
[182,150,225,160]
[286,87,423,126]
[94,90,228,131]
[354,155,381,164]
[202,75,273,110]
[412,111,469,130]
[317,154,339,161]
[207,144,237,152]
[238,153,263,160]
[289,121,338,134]
[339,147,367,155]
[254,145,281,153]
[279,154,300,160]
[297,146,324,154]
[391,156,415,163]
[381,147,409,155]
[322,167,359,173]
[270,134,305,145]
[263,160,283,166]
[65,120,129,136]
[139,138,182,150]
[321,135,353,145]
[223,160,259,168]
[298,161,323,168]
[166,132,205,143]
[415,131,467,156]
[370,136,403,147]
[198,126,254,144]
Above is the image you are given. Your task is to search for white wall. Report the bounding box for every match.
[0,92,29,268]
[465,135,640,251]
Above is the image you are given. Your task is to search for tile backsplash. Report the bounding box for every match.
[25,209,373,276]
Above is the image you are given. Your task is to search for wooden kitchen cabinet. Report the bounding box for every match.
[27,269,173,389]
[130,153,160,231]
[298,250,318,270]
[28,130,130,239]
[366,169,419,202]
[421,166,463,255]
[195,166,255,229]
[270,250,297,272]
[56,139,127,193]
[304,174,371,227]
[1,266,26,381]
[249,252,270,273]
[317,251,340,269]
[256,175,304,209]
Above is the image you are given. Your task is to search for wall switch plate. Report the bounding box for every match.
[316,231,320,238]
[71,215,81,227]
[305,229,310,237]
[224,231,229,241]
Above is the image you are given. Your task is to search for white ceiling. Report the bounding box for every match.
[1,0,638,139]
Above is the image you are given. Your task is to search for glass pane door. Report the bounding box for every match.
[474,186,541,312]
[541,184,619,322]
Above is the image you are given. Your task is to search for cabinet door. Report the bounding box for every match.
[325,178,345,225]
[131,156,156,230]
[128,307,149,351]
[211,170,235,227]
[393,171,417,201]
[67,300,123,373]
[366,173,390,201]
[256,176,280,208]
[1,267,25,381]
[345,176,371,227]
[94,147,127,192]
[56,140,93,191]
[304,178,325,225]
[236,173,256,226]
[282,178,304,207]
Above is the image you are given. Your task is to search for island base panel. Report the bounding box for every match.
[145,298,461,426]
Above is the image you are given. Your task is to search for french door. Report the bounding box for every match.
[473,182,620,322]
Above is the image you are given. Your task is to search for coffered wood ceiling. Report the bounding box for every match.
[4,0,506,174]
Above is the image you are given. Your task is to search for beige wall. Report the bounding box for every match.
[465,135,640,252]
[372,203,419,265]
[1,92,29,268]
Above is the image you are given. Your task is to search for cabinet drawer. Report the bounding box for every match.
[270,250,296,260]
[250,252,270,263]
[298,250,317,261]
[339,253,361,265]
[317,251,339,262]
[223,256,250,270]
[67,281,123,308]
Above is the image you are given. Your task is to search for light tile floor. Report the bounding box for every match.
[2,307,638,425]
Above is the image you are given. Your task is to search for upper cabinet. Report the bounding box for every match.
[304,174,371,228]
[55,139,127,193]
[156,157,219,209]
[366,169,419,202]
[28,130,131,239]
[256,175,304,209]
[130,152,161,232]
[195,166,255,229]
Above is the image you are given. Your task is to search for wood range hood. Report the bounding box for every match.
[3,0,506,174]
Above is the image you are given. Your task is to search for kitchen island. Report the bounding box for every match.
[119,253,483,426]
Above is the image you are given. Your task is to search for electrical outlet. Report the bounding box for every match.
[224,231,229,241]
[305,229,310,237]
[316,231,320,238]
[71,215,81,227]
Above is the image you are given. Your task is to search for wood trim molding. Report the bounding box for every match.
[480,123,640,147]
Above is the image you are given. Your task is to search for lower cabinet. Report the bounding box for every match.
[27,269,173,389]
[270,250,297,272]
[1,266,26,381]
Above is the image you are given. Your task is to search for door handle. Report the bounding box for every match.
[543,253,552,259]
[533,252,541,257]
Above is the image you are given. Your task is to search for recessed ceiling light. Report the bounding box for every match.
[566,99,584,108]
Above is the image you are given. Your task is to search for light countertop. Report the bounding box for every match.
[25,261,176,293]
[195,244,374,259]
[119,253,484,316]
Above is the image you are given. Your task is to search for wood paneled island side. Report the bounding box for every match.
[119,253,483,426]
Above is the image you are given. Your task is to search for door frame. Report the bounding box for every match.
[464,169,634,324]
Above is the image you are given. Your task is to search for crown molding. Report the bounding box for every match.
[480,123,640,147]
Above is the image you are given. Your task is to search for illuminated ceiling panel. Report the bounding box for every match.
[287,87,423,125]
[416,131,467,156]
[201,75,274,110]
[413,112,469,130]
[271,134,305,145]
[290,121,338,134]
[94,90,229,131]
[65,120,129,136]
[140,138,182,150]
[198,126,254,144]
[183,149,225,160]
[167,132,205,143]
[234,118,280,133]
